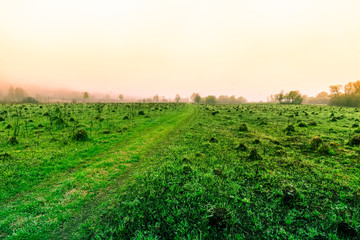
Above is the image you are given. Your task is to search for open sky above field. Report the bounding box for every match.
[0,0,360,101]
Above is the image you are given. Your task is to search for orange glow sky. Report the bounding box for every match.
[1,0,359,101]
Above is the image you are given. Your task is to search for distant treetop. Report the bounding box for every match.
[269,90,304,104]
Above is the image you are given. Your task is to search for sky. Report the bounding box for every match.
[0,0,360,101]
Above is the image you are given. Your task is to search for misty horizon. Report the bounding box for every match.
[1,0,359,101]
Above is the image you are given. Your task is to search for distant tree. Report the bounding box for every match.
[229,95,236,103]
[329,80,360,107]
[329,85,342,97]
[8,87,28,102]
[153,94,159,102]
[285,90,303,104]
[304,91,330,105]
[344,82,353,95]
[316,91,329,98]
[271,90,303,104]
[175,94,181,103]
[353,81,360,95]
[118,94,124,101]
[83,92,89,99]
[191,93,201,103]
[22,97,39,103]
[205,95,216,104]
[272,90,285,103]
[343,80,360,95]
[15,87,27,99]
[217,95,228,103]
[7,86,15,101]
[237,96,247,103]
[268,94,277,102]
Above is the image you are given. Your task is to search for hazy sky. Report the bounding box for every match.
[1,0,359,101]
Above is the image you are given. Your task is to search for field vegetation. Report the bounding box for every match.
[0,102,359,239]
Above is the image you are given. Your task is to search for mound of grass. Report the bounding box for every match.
[235,143,247,151]
[248,148,262,161]
[309,121,317,126]
[239,123,248,132]
[349,135,360,146]
[208,207,230,230]
[337,222,358,238]
[298,122,307,127]
[282,185,302,207]
[309,136,323,150]
[285,124,295,133]
[72,129,88,141]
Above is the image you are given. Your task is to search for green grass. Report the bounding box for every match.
[0,103,193,239]
[1,103,359,239]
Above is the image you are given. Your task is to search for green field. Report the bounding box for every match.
[0,103,359,239]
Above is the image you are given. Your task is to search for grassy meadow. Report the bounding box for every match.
[0,103,359,239]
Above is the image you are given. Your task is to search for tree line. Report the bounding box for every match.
[268,90,304,104]
[3,80,360,107]
[0,86,125,103]
[268,80,360,107]
[1,86,38,103]
[268,90,330,105]
[190,93,247,104]
[329,80,360,107]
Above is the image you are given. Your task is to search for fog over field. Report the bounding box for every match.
[1,0,360,101]
[0,81,140,102]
